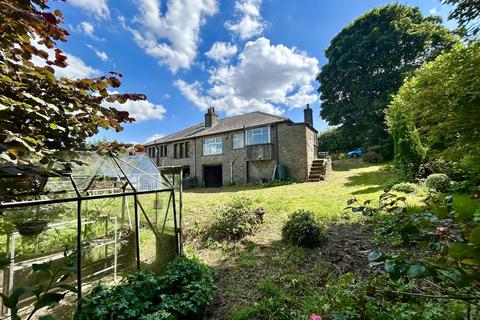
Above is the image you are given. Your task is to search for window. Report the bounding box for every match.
[159,145,167,158]
[246,126,270,145]
[173,142,189,159]
[185,142,190,157]
[203,137,222,155]
[232,132,244,149]
[148,147,156,159]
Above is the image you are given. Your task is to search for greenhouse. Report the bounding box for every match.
[0,152,182,318]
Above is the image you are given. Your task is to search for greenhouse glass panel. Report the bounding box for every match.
[0,152,181,317]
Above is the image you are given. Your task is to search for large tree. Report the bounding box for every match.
[443,0,480,37]
[387,42,480,179]
[317,4,457,148]
[0,0,145,169]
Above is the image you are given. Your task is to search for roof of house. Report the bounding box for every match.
[145,111,291,145]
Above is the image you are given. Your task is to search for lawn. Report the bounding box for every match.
[181,161,480,319]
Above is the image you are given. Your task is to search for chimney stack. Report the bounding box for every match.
[304,104,313,127]
[204,107,218,128]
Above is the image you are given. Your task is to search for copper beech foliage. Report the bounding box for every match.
[0,0,146,169]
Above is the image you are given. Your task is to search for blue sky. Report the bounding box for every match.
[47,0,455,144]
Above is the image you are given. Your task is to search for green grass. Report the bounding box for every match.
[181,161,480,319]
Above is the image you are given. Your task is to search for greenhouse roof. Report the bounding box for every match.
[0,152,173,207]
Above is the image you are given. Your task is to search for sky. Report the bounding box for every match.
[47,0,455,144]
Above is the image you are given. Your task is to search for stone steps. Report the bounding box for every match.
[308,159,327,182]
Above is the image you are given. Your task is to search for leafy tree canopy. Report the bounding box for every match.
[317,4,458,147]
[443,0,480,37]
[387,42,480,177]
[0,0,146,170]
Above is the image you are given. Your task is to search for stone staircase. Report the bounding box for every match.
[307,159,328,182]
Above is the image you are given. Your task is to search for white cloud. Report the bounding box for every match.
[205,42,237,63]
[429,7,438,15]
[146,133,166,143]
[77,22,105,41]
[87,44,109,61]
[225,0,267,40]
[124,0,218,73]
[176,37,319,116]
[69,0,110,19]
[32,41,101,79]
[105,99,167,122]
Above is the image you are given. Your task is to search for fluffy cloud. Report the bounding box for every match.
[205,42,238,63]
[124,0,218,73]
[77,22,105,41]
[87,44,109,61]
[176,37,319,116]
[146,133,166,143]
[69,0,110,19]
[32,41,100,79]
[105,99,167,122]
[225,0,267,39]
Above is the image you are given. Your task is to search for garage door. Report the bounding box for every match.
[203,165,222,187]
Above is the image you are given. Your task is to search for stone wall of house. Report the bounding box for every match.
[305,126,318,178]
[193,130,248,186]
[148,122,317,186]
[276,123,308,180]
[248,160,276,183]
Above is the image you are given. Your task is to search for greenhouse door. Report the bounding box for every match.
[203,165,222,187]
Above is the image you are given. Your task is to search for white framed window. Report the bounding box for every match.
[246,126,270,145]
[203,137,222,155]
[232,132,244,149]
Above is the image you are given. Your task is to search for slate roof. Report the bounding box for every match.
[145,111,291,145]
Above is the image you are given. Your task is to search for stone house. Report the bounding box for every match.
[144,105,321,187]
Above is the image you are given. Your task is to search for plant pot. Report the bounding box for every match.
[14,219,49,237]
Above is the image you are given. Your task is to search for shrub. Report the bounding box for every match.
[76,270,162,320]
[362,151,383,163]
[425,174,451,192]
[205,196,264,242]
[75,257,215,320]
[282,210,325,247]
[158,257,216,318]
[391,182,416,193]
[449,180,476,194]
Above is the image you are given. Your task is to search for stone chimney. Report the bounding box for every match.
[204,107,218,128]
[304,104,313,127]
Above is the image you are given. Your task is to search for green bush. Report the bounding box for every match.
[449,180,476,194]
[313,273,468,320]
[425,174,451,192]
[75,257,215,320]
[362,151,383,163]
[205,196,264,242]
[391,182,416,193]
[282,210,325,247]
[387,43,480,180]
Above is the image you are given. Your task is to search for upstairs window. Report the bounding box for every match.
[203,137,222,155]
[232,132,244,149]
[246,127,270,145]
[174,142,189,159]
[159,145,167,158]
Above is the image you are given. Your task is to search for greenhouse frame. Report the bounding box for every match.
[0,152,182,318]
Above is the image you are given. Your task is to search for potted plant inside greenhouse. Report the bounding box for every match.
[8,204,67,237]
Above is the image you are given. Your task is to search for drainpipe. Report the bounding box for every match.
[193,138,197,183]
[155,145,160,166]
[230,154,239,185]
